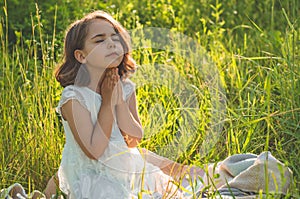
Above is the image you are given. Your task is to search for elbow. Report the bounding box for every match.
[126,137,142,148]
[85,142,108,160]
[123,131,143,148]
[134,127,144,144]
[75,141,102,160]
[136,128,144,140]
[119,124,143,148]
[134,135,143,145]
[84,148,103,161]
[90,150,105,161]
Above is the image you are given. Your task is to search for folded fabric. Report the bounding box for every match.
[202,151,293,195]
[0,183,46,199]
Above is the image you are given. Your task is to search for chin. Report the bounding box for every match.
[106,64,119,69]
[106,60,122,69]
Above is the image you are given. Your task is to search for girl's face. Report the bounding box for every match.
[81,18,124,69]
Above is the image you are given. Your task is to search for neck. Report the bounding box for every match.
[87,67,106,92]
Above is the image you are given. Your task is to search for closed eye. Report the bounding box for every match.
[95,39,105,43]
[111,35,120,41]
[93,34,120,44]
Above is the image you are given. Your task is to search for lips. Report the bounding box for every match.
[106,52,119,57]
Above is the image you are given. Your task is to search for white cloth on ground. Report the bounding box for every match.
[202,151,293,195]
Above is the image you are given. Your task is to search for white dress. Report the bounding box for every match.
[56,79,185,199]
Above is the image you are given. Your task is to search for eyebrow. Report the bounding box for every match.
[91,33,105,39]
[91,33,117,39]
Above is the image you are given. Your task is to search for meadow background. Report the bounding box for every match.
[0,0,299,197]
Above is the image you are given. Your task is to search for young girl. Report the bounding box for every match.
[53,10,201,198]
[2,9,291,199]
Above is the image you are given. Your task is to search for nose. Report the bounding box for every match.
[107,37,116,49]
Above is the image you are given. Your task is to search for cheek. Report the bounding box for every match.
[85,45,105,67]
[118,43,125,55]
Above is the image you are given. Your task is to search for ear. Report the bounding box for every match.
[74,49,87,64]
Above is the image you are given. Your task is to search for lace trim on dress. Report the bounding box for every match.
[55,85,88,118]
[122,79,136,101]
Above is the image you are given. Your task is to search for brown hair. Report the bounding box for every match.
[55,11,136,87]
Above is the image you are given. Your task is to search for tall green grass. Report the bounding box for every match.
[0,2,63,191]
[1,0,299,197]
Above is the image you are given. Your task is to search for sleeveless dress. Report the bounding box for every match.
[56,79,185,199]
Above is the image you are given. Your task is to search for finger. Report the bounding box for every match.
[108,77,113,89]
[101,77,108,89]
[112,73,118,83]
[107,70,114,85]
[106,69,111,78]
[114,68,120,82]
[111,71,118,84]
[109,70,115,83]
[97,70,106,87]
[114,67,118,75]
[115,68,120,78]
[115,69,120,82]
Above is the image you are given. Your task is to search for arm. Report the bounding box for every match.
[140,148,205,181]
[115,83,143,147]
[60,69,117,160]
[44,173,59,198]
[140,148,186,179]
[61,99,114,160]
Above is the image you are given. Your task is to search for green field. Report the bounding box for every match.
[0,0,299,198]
